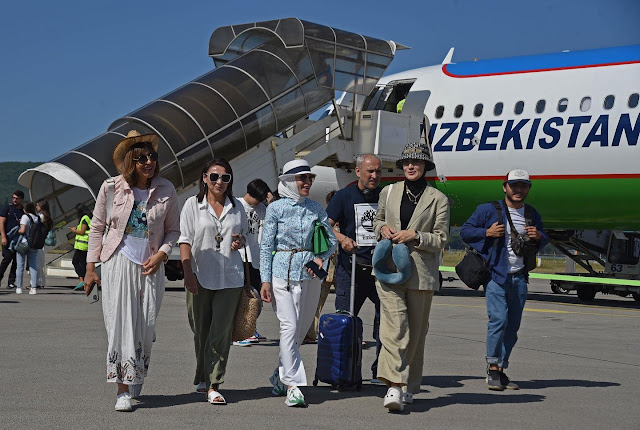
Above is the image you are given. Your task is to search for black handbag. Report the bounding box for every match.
[455,248,490,290]
[456,201,503,290]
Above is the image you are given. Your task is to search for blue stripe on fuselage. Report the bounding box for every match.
[445,45,640,77]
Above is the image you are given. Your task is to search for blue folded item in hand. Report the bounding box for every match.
[372,239,412,285]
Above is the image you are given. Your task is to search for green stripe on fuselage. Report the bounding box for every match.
[381,177,640,230]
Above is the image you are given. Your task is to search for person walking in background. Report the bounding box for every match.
[304,190,338,344]
[14,202,39,295]
[237,178,273,345]
[326,153,383,381]
[260,159,337,407]
[83,130,180,412]
[179,158,247,405]
[374,142,449,411]
[460,169,548,391]
[0,190,25,289]
[35,200,54,290]
[71,204,92,289]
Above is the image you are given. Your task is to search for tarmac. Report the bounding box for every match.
[1,270,639,430]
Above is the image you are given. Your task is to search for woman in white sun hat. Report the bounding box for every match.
[260,159,337,407]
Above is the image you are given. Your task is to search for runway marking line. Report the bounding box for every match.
[434,303,640,318]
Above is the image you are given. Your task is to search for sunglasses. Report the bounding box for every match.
[133,152,159,164]
[208,172,232,183]
[295,174,316,183]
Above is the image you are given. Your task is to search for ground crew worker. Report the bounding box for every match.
[71,204,92,288]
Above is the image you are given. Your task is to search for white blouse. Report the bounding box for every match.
[178,195,248,290]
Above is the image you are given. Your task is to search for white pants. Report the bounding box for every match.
[271,276,321,387]
[102,252,165,384]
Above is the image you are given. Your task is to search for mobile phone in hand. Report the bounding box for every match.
[87,282,99,304]
[304,260,328,279]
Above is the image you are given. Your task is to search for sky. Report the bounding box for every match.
[0,0,638,162]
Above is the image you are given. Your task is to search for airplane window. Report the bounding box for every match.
[435,105,444,119]
[474,104,483,117]
[603,95,615,110]
[514,101,524,115]
[580,97,591,112]
[454,104,463,118]
[535,100,546,114]
[629,93,639,108]
[558,98,568,112]
[494,102,503,116]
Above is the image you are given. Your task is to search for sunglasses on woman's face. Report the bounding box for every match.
[133,152,159,164]
[295,174,316,183]
[208,172,232,183]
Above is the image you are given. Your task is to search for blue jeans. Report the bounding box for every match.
[485,273,528,369]
[16,248,38,289]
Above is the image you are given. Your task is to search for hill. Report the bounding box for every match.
[0,162,43,205]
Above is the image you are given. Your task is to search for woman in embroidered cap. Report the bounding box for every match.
[84,130,180,412]
[259,159,336,407]
[373,142,450,412]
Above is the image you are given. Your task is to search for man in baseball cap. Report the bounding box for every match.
[460,168,548,391]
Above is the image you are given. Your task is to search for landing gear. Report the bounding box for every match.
[577,285,597,302]
[550,281,569,294]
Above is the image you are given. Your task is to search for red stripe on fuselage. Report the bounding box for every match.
[382,173,640,182]
[442,60,640,79]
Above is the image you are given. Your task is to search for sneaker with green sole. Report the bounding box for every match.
[269,369,286,396]
[285,386,307,407]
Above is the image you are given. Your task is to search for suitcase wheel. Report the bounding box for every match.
[312,379,318,386]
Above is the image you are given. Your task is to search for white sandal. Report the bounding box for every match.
[383,387,404,412]
[207,390,226,405]
[403,392,414,404]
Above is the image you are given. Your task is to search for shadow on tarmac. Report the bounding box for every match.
[438,287,640,310]
[408,392,546,414]
[516,379,620,389]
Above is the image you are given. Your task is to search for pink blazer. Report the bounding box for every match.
[87,175,180,263]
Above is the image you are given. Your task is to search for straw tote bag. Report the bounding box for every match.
[232,248,261,341]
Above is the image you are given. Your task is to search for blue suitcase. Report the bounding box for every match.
[313,254,363,390]
[313,311,363,390]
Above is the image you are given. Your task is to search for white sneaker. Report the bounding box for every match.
[15,287,22,295]
[285,386,307,407]
[383,386,404,412]
[232,340,252,347]
[29,288,37,295]
[115,392,132,412]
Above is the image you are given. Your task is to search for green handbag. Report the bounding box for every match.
[313,221,331,255]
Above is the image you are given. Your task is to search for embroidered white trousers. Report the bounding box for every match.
[271,276,321,387]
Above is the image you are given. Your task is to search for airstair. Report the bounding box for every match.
[18,18,421,278]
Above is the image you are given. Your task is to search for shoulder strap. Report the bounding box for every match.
[502,202,519,236]
[491,201,503,225]
[105,177,115,228]
[524,204,533,226]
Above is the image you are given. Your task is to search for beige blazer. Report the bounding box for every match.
[373,182,450,290]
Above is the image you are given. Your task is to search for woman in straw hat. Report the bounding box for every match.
[84,130,180,412]
[178,157,247,405]
[373,142,449,412]
[260,159,336,407]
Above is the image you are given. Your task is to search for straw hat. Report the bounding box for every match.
[112,130,159,172]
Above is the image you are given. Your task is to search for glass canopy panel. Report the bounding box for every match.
[306,39,335,89]
[300,21,335,41]
[163,84,225,137]
[334,47,364,94]
[56,152,108,196]
[257,43,314,82]
[73,133,122,177]
[197,66,268,117]
[132,101,206,155]
[272,88,306,130]
[178,141,213,186]
[210,122,247,161]
[231,50,298,99]
[240,105,277,147]
[333,29,365,49]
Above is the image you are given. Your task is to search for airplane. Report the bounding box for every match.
[17,18,640,301]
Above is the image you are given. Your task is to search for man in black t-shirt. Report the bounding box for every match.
[326,154,382,380]
[0,190,25,289]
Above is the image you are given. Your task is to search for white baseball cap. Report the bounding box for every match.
[504,169,531,185]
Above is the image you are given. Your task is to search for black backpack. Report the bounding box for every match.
[28,217,48,250]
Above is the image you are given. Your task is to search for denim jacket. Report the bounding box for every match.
[460,200,548,285]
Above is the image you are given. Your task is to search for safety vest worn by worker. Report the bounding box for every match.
[396,98,406,113]
[74,215,91,251]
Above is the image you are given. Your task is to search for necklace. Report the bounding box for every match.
[207,196,225,251]
[405,187,424,205]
